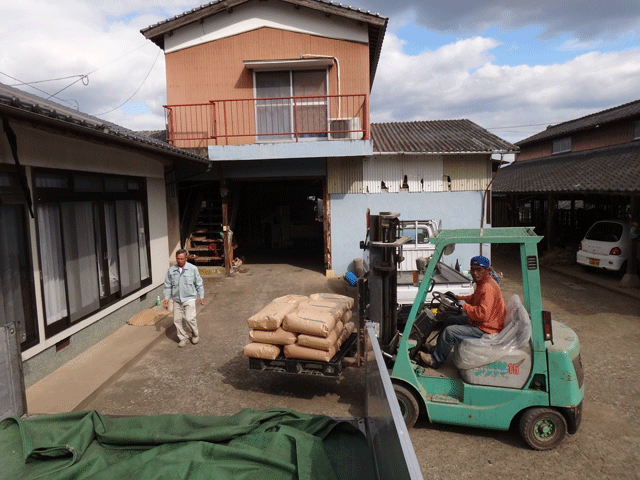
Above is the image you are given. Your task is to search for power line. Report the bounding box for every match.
[0,71,79,109]
[92,50,161,116]
[485,121,559,130]
[1,42,154,110]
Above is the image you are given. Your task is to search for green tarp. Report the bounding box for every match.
[0,409,375,480]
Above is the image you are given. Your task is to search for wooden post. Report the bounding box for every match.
[218,167,231,277]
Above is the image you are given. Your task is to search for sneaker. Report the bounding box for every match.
[178,339,189,348]
[191,336,200,345]
[418,352,439,369]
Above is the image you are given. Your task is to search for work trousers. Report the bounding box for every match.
[173,299,199,341]
[432,312,484,366]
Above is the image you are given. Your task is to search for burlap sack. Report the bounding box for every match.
[284,343,338,362]
[243,342,281,360]
[309,293,354,310]
[283,309,338,337]
[342,310,353,323]
[272,294,308,304]
[247,300,298,330]
[339,321,356,344]
[298,299,346,318]
[297,321,344,351]
[249,328,297,346]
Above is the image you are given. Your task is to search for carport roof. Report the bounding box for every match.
[492,142,640,195]
[371,120,518,155]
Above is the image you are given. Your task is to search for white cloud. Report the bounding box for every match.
[371,32,640,142]
[359,0,640,41]
[3,0,640,144]
[0,1,180,131]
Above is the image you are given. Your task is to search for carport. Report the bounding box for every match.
[492,142,639,282]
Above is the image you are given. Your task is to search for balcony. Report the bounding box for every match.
[164,94,371,160]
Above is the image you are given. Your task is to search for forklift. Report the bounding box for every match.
[361,212,584,450]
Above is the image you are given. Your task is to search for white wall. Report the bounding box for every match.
[165,0,368,54]
[330,191,489,274]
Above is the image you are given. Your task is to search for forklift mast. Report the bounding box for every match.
[361,212,408,356]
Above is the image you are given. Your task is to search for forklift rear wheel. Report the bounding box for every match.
[519,407,567,450]
[393,384,420,428]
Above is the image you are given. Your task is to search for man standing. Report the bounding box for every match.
[419,255,505,368]
[163,249,205,347]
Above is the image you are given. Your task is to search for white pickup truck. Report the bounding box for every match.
[395,220,474,307]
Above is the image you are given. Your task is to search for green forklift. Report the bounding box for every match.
[387,223,584,450]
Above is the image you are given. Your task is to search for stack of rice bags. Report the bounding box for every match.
[244,293,355,362]
[244,295,305,361]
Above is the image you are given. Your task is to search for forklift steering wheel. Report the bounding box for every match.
[431,291,463,314]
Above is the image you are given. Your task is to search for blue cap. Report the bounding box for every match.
[344,271,358,286]
[470,256,490,268]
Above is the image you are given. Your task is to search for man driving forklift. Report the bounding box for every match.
[418,256,506,369]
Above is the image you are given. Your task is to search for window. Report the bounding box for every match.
[552,137,571,154]
[0,168,39,350]
[34,170,151,337]
[254,70,328,141]
[634,120,640,139]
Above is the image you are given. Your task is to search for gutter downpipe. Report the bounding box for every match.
[300,54,341,115]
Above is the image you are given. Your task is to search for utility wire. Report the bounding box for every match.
[92,49,161,116]
[0,71,79,109]
[1,42,153,110]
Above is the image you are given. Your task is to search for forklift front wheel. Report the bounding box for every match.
[519,407,567,450]
[393,384,420,428]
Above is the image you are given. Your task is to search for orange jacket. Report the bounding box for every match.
[459,276,506,334]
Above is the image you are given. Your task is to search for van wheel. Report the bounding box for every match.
[519,408,567,450]
[393,384,420,428]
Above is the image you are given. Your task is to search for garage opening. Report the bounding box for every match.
[230,178,325,270]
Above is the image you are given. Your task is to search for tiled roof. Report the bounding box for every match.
[492,142,640,194]
[142,0,387,36]
[517,98,640,146]
[371,120,518,154]
[141,0,388,87]
[0,83,208,164]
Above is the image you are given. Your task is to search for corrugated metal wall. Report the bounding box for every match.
[362,154,444,193]
[327,157,363,194]
[443,154,490,191]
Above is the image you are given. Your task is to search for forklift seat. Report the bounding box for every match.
[453,295,533,388]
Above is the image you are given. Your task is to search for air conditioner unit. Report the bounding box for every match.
[329,117,363,140]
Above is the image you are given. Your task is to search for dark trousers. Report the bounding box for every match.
[432,312,484,365]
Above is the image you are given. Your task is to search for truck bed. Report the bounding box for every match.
[397,262,473,306]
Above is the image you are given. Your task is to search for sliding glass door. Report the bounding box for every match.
[34,170,151,338]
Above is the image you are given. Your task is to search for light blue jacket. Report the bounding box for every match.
[163,262,204,303]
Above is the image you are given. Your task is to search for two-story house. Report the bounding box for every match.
[142,0,517,275]
[493,98,640,252]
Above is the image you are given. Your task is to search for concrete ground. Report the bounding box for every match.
[24,249,640,479]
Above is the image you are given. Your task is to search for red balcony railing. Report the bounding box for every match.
[164,93,368,148]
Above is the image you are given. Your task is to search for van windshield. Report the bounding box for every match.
[585,222,623,242]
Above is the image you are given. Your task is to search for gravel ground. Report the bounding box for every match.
[82,251,640,479]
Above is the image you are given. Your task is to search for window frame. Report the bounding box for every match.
[0,165,40,350]
[33,168,152,338]
[551,137,572,154]
[253,68,330,142]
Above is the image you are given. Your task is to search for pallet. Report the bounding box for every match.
[248,333,357,377]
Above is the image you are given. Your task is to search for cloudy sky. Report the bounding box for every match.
[2,0,640,143]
